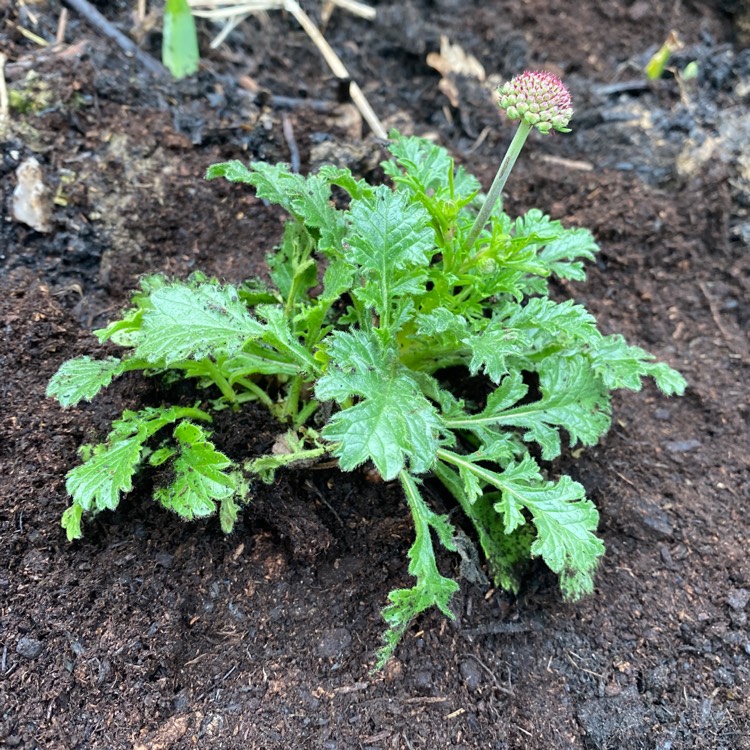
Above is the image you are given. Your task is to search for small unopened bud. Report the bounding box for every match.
[498,71,573,134]
[476,256,497,275]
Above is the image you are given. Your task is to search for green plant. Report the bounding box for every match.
[48,71,685,666]
[162,0,199,79]
[644,30,683,80]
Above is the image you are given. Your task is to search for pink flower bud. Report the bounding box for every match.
[498,71,573,134]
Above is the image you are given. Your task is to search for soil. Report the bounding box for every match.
[1,1,749,748]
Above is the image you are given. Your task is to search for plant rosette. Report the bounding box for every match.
[48,71,686,667]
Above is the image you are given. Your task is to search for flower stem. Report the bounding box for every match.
[463,120,532,253]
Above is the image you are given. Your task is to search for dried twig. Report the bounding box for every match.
[281,112,300,172]
[324,0,376,22]
[283,0,386,139]
[14,24,49,46]
[0,53,8,124]
[56,8,69,45]
[190,0,387,139]
[136,0,147,24]
[699,281,747,360]
[459,652,515,696]
[60,0,168,78]
[331,0,375,20]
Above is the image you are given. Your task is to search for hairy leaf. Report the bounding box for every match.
[316,331,441,479]
[47,356,126,407]
[438,451,604,599]
[465,357,612,459]
[492,458,604,598]
[347,186,435,320]
[539,226,598,281]
[137,282,263,364]
[377,472,459,668]
[66,436,143,520]
[433,460,532,593]
[591,334,687,395]
[154,421,238,523]
[206,161,347,253]
[62,407,213,540]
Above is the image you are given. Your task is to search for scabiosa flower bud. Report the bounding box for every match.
[498,71,573,134]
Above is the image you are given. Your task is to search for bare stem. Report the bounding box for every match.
[463,121,532,253]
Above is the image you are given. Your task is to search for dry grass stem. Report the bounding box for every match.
[0,53,9,121]
[189,0,386,139]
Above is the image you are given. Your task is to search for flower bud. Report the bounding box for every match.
[476,256,497,275]
[498,71,573,134]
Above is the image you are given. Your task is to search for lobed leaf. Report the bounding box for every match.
[491,458,604,599]
[475,357,612,460]
[154,421,238,523]
[433,460,533,593]
[348,186,435,272]
[591,334,687,395]
[62,406,214,540]
[137,282,263,364]
[539,227,598,281]
[316,331,441,479]
[207,161,347,254]
[438,451,604,600]
[376,472,459,668]
[347,186,435,321]
[66,437,143,519]
[47,356,126,407]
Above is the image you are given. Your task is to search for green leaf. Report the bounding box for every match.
[222,349,299,380]
[490,458,603,598]
[433,460,532,594]
[539,227,598,281]
[591,334,687,395]
[467,326,530,383]
[646,362,687,396]
[508,297,601,349]
[136,282,263,364]
[247,431,326,484]
[149,446,176,466]
[219,490,242,534]
[66,437,143,515]
[376,472,459,668]
[513,209,563,244]
[320,258,356,303]
[47,356,125,407]
[415,307,470,338]
[385,133,453,192]
[268,221,314,301]
[385,133,481,200]
[316,330,441,479]
[458,298,599,383]
[491,458,603,599]
[473,504,535,594]
[257,305,321,374]
[61,504,84,542]
[347,186,435,320]
[473,357,611,460]
[162,0,199,79]
[348,186,434,270]
[207,162,347,253]
[94,274,166,346]
[154,421,238,522]
[205,160,254,184]
[317,165,374,201]
[438,451,604,599]
[61,406,213,540]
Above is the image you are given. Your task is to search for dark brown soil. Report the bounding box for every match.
[2,1,749,748]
